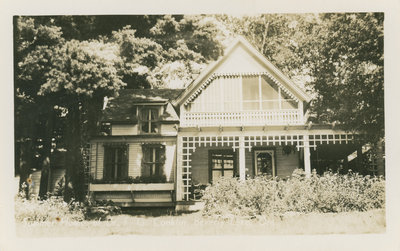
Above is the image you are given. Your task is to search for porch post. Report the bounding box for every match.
[303,135,311,177]
[175,136,183,201]
[238,136,246,181]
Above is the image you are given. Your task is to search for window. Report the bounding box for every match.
[254,150,275,176]
[104,145,128,181]
[140,108,159,134]
[209,150,236,182]
[242,76,260,110]
[142,145,165,177]
[242,75,297,110]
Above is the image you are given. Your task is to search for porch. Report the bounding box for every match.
[175,126,365,201]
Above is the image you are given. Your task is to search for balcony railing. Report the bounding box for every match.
[181,109,303,127]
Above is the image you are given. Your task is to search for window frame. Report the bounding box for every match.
[208,149,237,183]
[139,107,160,134]
[142,145,165,177]
[103,144,129,181]
[241,75,298,111]
[253,148,276,177]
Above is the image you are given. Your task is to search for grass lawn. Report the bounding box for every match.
[16,209,385,237]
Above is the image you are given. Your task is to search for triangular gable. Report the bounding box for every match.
[173,36,311,106]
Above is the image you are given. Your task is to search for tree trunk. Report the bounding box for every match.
[38,110,54,198]
[64,101,86,202]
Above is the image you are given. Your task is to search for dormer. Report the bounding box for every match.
[101,89,183,136]
[174,36,311,127]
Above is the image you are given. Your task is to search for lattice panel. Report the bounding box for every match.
[180,133,360,200]
[244,135,304,149]
[181,136,240,200]
[309,134,360,146]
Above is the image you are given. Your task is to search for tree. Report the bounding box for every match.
[306,13,384,141]
[220,13,384,174]
[14,15,228,200]
[14,16,65,192]
[18,38,125,201]
[110,15,227,88]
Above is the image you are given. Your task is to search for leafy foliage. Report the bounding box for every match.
[15,183,85,223]
[306,13,384,140]
[15,182,121,222]
[219,13,384,141]
[202,169,385,217]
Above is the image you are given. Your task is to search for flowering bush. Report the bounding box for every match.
[202,169,385,217]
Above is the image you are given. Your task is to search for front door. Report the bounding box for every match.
[254,150,275,176]
[209,150,236,183]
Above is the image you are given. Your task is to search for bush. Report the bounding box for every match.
[202,169,385,217]
[15,182,122,223]
[83,200,122,221]
[15,185,85,223]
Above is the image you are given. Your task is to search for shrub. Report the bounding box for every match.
[15,187,85,223]
[202,169,385,217]
[15,183,122,223]
[83,200,122,221]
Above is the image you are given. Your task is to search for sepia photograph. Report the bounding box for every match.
[1,1,400,250]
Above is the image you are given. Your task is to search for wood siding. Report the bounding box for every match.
[160,124,178,136]
[111,124,177,136]
[93,191,172,203]
[96,144,104,179]
[245,149,253,177]
[190,145,300,184]
[215,44,266,73]
[111,124,138,135]
[92,140,176,182]
[188,77,241,112]
[129,143,142,178]
[275,146,300,177]
[164,142,176,182]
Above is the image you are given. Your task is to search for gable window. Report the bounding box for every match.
[104,145,128,181]
[187,74,298,113]
[140,108,159,134]
[242,76,285,110]
[142,145,165,177]
[209,150,236,183]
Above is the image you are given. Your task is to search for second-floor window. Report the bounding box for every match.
[187,74,298,112]
[140,108,159,134]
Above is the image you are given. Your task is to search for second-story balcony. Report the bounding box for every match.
[180,109,304,127]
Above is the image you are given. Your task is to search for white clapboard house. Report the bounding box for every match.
[88,37,366,209]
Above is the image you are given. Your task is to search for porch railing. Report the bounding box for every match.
[181,109,303,127]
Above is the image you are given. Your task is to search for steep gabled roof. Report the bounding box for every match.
[173,36,311,106]
[102,89,184,123]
